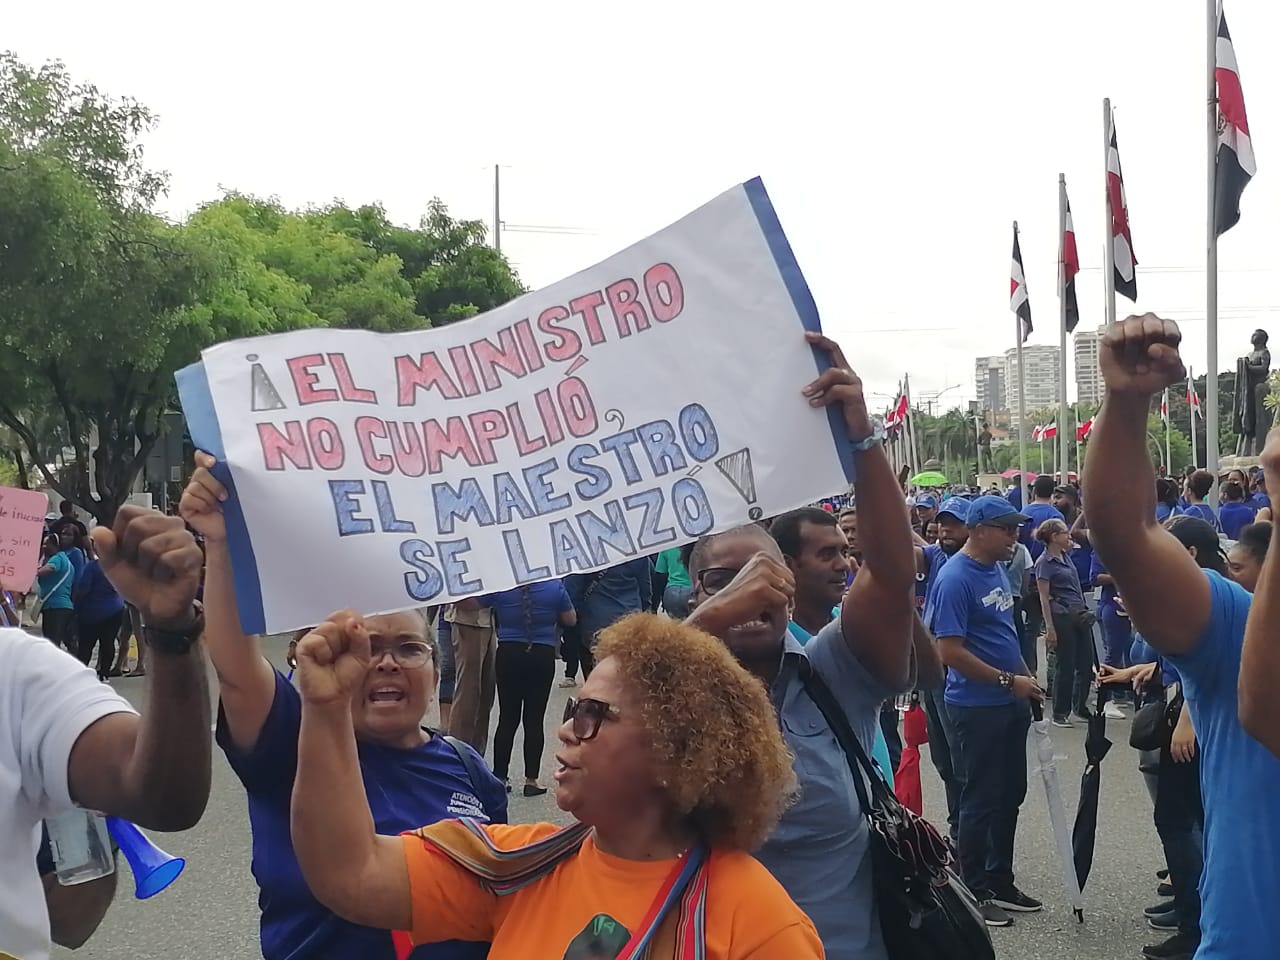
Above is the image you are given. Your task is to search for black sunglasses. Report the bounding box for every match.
[562,697,620,741]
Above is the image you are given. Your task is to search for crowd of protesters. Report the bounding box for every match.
[6,319,1280,960]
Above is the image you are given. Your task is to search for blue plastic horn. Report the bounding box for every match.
[105,817,186,899]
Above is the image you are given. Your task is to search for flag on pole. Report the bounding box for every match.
[1106,111,1138,300]
[1187,381,1203,418]
[1077,418,1094,442]
[1038,422,1058,441]
[1062,191,1080,332]
[1031,424,1043,442]
[886,388,909,432]
[1214,3,1255,236]
[1160,388,1169,424]
[1011,227,1033,342]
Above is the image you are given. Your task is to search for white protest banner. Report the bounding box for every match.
[177,178,854,634]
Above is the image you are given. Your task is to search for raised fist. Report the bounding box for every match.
[94,507,202,630]
[1098,314,1186,396]
[295,610,371,707]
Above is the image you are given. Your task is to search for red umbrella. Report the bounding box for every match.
[895,698,929,816]
[1000,469,1037,480]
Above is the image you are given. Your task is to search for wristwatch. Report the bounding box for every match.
[850,416,886,452]
[997,671,1014,691]
[142,602,205,655]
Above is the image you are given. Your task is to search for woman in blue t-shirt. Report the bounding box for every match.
[36,533,76,652]
[468,582,576,795]
[180,453,507,960]
[72,544,126,680]
[1216,480,1255,540]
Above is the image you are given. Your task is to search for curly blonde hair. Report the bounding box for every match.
[593,613,796,851]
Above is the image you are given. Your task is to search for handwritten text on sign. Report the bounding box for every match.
[0,485,50,593]
[181,180,852,633]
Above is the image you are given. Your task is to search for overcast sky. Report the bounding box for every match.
[10,0,1278,415]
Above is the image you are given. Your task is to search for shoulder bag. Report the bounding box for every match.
[28,562,72,625]
[799,660,994,960]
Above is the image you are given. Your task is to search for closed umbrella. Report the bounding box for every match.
[894,695,928,816]
[1029,702,1085,922]
[1072,675,1113,891]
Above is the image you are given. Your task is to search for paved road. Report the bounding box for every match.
[57,637,1169,960]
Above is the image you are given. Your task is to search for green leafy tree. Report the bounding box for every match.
[0,55,523,523]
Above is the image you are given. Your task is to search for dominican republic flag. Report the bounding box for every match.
[1160,388,1169,424]
[1187,380,1202,419]
[1077,418,1094,442]
[1062,190,1080,332]
[1034,422,1057,442]
[886,389,909,431]
[1011,226,1032,342]
[1107,111,1138,300]
[1215,3,1255,235]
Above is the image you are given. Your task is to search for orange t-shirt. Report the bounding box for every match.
[401,823,824,960]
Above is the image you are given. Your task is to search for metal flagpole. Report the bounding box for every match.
[1189,367,1200,469]
[1165,389,1173,471]
[1104,100,1118,327]
[1206,0,1220,502]
[493,164,502,252]
[1015,221,1029,501]
[1058,174,1071,482]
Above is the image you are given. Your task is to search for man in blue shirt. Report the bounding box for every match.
[685,331,918,960]
[1085,314,1280,960]
[1022,476,1065,559]
[929,495,1045,927]
[915,499,969,840]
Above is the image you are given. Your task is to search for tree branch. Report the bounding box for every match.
[0,402,73,501]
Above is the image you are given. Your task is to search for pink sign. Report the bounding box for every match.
[0,485,49,593]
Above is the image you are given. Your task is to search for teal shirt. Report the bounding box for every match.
[37,552,75,611]
[787,616,896,790]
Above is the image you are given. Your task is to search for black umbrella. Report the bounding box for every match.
[1071,674,1113,896]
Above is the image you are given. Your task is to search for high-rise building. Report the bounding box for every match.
[1074,325,1104,406]
[1003,344,1062,425]
[974,356,1007,414]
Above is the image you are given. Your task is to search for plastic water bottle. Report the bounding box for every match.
[45,810,115,885]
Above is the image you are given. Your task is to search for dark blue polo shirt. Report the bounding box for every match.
[1033,550,1086,615]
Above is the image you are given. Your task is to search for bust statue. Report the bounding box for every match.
[1234,329,1272,456]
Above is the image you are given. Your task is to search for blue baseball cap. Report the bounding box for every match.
[915,494,938,510]
[936,499,969,523]
[965,494,1029,528]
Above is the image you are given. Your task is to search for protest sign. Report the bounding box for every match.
[0,485,50,593]
[177,178,854,634]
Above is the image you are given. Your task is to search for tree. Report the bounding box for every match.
[0,55,523,523]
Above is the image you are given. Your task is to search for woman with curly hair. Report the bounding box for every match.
[290,611,822,960]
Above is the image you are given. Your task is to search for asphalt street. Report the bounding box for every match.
[56,636,1170,960]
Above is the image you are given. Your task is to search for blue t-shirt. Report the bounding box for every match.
[37,552,75,610]
[1167,572,1280,958]
[72,560,125,622]
[481,580,573,646]
[919,543,951,613]
[786,617,896,790]
[1089,553,1118,603]
[1249,491,1271,512]
[928,553,1026,707]
[1033,551,1086,615]
[1155,502,1182,524]
[1069,540,1094,589]
[216,672,508,960]
[1182,501,1221,531]
[1005,486,1023,510]
[1022,502,1066,559]
[1218,501,1255,540]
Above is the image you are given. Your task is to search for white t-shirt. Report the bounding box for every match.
[0,627,136,960]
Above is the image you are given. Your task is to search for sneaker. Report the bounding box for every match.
[1157,881,1175,898]
[558,677,577,688]
[1147,910,1179,931]
[1052,717,1074,728]
[1103,701,1127,720]
[1141,931,1200,960]
[1144,900,1176,918]
[977,900,1014,927]
[989,884,1043,913]
[1157,868,1170,880]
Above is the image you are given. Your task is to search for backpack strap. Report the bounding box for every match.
[440,733,498,814]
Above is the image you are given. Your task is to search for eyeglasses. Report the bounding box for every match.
[695,566,742,596]
[369,640,434,670]
[562,697,620,741]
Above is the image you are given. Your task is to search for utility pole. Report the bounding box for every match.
[492,164,501,252]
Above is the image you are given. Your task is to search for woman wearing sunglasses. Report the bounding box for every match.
[291,611,823,959]
[179,454,508,960]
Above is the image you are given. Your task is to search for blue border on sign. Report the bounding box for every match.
[742,177,855,484]
[174,361,268,634]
